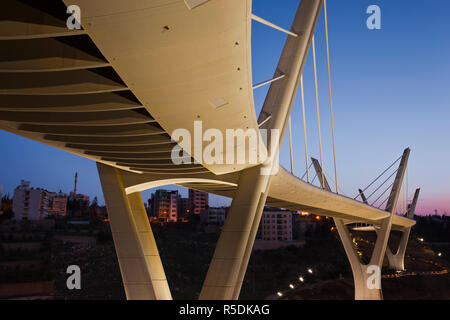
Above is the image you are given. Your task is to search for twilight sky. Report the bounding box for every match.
[1,0,449,215]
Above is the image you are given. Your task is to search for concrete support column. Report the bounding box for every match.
[386,188,419,271]
[386,228,411,271]
[232,176,272,299]
[312,156,402,300]
[199,165,271,300]
[334,218,384,300]
[337,149,410,299]
[97,163,172,300]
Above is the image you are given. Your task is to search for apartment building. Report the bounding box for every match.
[188,189,209,215]
[257,209,293,242]
[13,181,52,220]
[150,190,179,222]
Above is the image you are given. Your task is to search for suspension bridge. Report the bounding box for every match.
[0,0,419,300]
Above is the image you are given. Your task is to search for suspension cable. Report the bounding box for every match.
[311,173,318,185]
[377,198,389,209]
[288,116,294,174]
[403,164,407,214]
[400,175,404,214]
[300,76,310,183]
[312,35,325,189]
[372,182,395,207]
[406,164,409,211]
[301,162,313,181]
[366,168,398,201]
[323,169,346,195]
[402,171,408,213]
[376,183,395,208]
[354,155,402,199]
[323,0,339,194]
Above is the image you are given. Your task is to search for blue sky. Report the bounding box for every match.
[1,0,449,214]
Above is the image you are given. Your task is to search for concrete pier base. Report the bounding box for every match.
[97,163,172,300]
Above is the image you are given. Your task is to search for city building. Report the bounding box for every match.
[292,212,318,239]
[1,192,13,218]
[149,190,179,222]
[257,209,293,242]
[12,180,53,220]
[48,191,68,217]
[178,197,191,221]
[94,205,108,221]
[67,193,90,215]
[189,189,209,215]
[200,207,227,227]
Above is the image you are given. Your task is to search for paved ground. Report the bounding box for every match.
[275,235,450,300]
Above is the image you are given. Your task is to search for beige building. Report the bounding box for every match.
[48,191,68,217]
[189,189,209,215]
[257,209,293,242]
[150,190,179,222]
[13,181,52,220]
[200,207,227,227]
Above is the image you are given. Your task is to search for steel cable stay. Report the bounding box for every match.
[277,0,340,193]
[311,173,318,185]
[323,168,346,195]
[353,155,402,200]
[301,162,314,181]
[300,76,310,183]
[288,116,294,174]
[365,168,399,202]
[323,0,339,193]
[303,0,339,193]
[371,182,395,207]
[276,0,406,214]
[398,163,410,214]
[256,1,344,199]
[311,35,326,190]
[377,190,394,210]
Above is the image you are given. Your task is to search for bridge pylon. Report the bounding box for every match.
[311,148,410,300]
[97,163,172,300]
[386,188,420,271]
[199,0,324,300]
[199,165,273,299]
